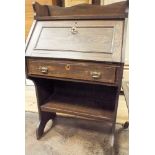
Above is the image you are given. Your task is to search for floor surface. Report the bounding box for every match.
[25,112,128,155]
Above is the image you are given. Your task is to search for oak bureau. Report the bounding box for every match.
[25,0,128,151]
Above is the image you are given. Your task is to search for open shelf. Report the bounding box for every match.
[37,78,117,122]
[41,93,114,122]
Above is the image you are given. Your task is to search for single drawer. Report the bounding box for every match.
[27,59,117,84]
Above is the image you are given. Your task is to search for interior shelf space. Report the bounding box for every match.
[41,94,114,122]
[37,78,118,122]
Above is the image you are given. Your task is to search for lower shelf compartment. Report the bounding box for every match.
[41,95,114,122]
[38,78,117,122]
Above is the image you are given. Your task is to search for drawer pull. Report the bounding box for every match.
[90,72,101,79]
[71,26,78,34]
[39,66,48,74]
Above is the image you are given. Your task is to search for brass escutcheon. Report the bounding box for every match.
[65,64,71,70]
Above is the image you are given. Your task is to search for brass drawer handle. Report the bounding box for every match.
[71,26,78,34]
[39,66,48,74]
[90,71,101,79]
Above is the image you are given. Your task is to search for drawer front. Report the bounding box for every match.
[26,20,124,62]
[27,59,116,84]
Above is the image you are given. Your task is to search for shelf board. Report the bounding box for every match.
[41,95,114,122]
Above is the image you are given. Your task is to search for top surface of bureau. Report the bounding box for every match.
[26,20,124,62]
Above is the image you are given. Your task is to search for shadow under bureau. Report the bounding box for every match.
[25,1,128,151]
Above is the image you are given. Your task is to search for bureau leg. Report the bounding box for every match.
[36,112,56,140]
[110,122,116,155]
[111,134,115,155]
[36,120,47,140]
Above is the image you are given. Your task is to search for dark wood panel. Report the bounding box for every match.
[25,1,127,141]
[25,20,124,62]
[35,26,114,53]
[33,1,128,19]
[28,73,119,87]
[27,58,117,84]
[41,102,113,121]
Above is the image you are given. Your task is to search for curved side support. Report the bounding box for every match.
[36,112,56,140]
[30,78,56,139]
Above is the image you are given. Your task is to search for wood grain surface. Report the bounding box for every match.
[26,20,124,62]
[39,79,117,121]
[35,26,114,53]
[25,1,128,141]
[27,58,120,84]
[41,102,114,121]
[33,1,128,20]
[25,86,129,124]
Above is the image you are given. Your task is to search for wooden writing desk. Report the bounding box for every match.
[25,1,128,152]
